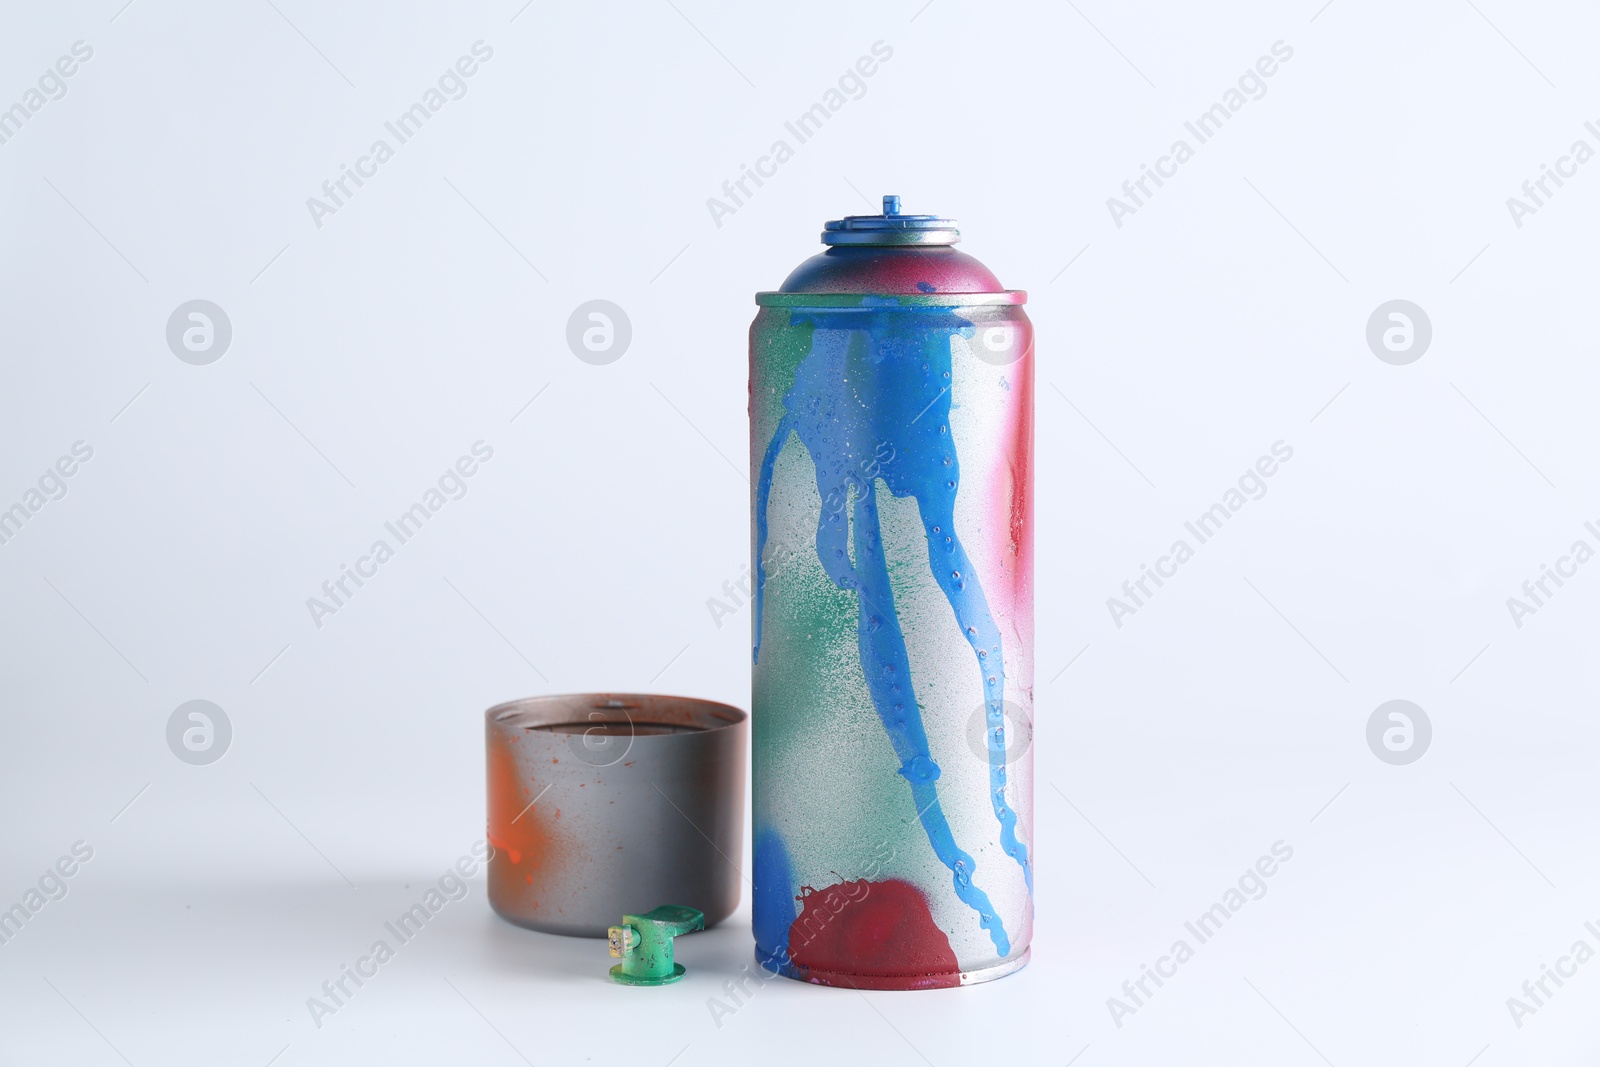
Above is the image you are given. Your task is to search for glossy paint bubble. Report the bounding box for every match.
[966,698,1032,766]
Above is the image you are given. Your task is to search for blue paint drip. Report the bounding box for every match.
[752,303,1033,953]
[752,411,793,667]
[752,828,797,968]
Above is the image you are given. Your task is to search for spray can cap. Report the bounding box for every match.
[607,905,705,985]
[822,194,961,246]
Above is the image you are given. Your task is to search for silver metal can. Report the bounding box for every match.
[485,693,747,937]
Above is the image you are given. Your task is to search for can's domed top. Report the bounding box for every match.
[822,195,961,246]
[770,195,1016,299]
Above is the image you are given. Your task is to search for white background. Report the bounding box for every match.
[2,1,1598,1064]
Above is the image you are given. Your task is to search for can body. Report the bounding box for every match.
[750,287,1034,988]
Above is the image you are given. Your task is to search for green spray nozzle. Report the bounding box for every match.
[607,905,704,985]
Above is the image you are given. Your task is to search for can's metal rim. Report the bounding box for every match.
[754,946,1031,989]
[486,692,748,735]
[820,227,961,247]
[754,291,1027,308]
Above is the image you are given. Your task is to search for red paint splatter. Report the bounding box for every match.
[786,878,960,988]
[1007,340,1033,598]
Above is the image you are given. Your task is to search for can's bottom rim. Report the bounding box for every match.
[489,898,738,939]
[754,946,1030,990]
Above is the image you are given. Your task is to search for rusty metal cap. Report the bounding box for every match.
[485,693,747,938]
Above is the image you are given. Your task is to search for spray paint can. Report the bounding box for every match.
[750,196,1033,988]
